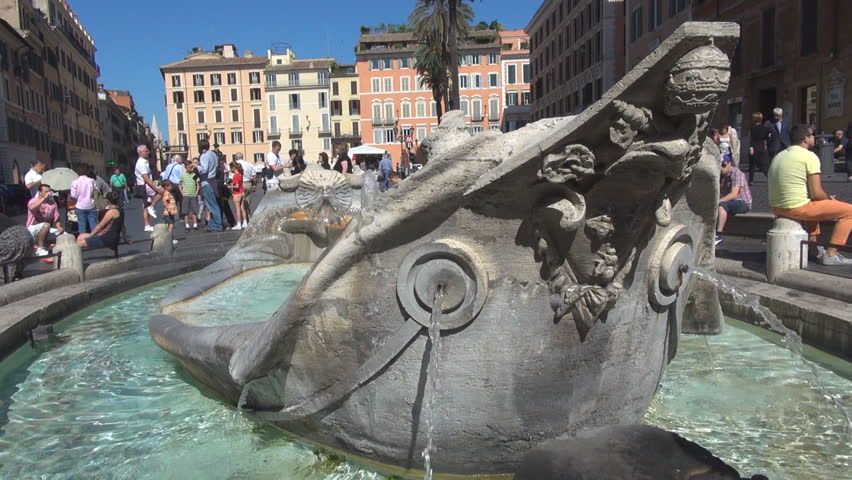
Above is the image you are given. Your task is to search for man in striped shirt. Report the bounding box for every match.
[716,155,752,245]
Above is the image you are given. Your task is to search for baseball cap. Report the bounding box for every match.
[721,154,732,164]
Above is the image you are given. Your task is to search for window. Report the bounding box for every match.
[372,102,382,122]
[507,65,516,84]
[176,112,185,131]
[349,99,360,115]
[318,91,327,108]
[211,74,221,86]
[334,121,341,136]
[321,113,330,131]
[401,76,410,91]
[472,97,482,120]
[761,7,775,67]
[178,133,188,147]
[400,57,410,68]
[401,101,411,118]
[630,7,643,42]
[489,96,499,120]
[231,130,243,144]
[214,131,225,145]
[472,74,481,88]
[506,92,518,106]
[197,110,205,123]
[211,89,221,103]
[369,59,381,70]
[382,58,392,69]
[193,74,204,86]
[372,127,395,144]
[459,75,469,89]
[331,100,342,115]
[460,98,469,116]
[489,73,499,87]
[384,101,394,121]
[430,100,436,118]
[800,0,817,55]
[214,110,223,123]
[250,88,261,101]
[249,72,260,84]
[352,121,359,136]
[291,115,300,132]
[351,81,357,95]
[171,75,181,87]
[417,126,427,141]
[227,73,237,85]
[269,95,276,112]
[488,53,498,64]
[253,130,264,143]
[648,0,662,31]
[332,81,339,96]
[197,132,208,144]
[269,116,278,133]
[253,108,261,129]
[416,98,426,117]
[265,73,277,87]
[289,93,300,109]
[383,77,392,92]
[173,91,184,106]
[371,78,380,93]
[522,91,531,105]
[522,64,530,83]
[318,72,329,85]
[288,73,299,86]
[254,153,265,164]
[231,109,239,122]
[230,88,238,102]
[194,90,205,103]
[669,0,687,17]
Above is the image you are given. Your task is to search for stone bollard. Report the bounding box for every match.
[151,224,174,258]
[766,217,808,283]
[53,232,84,280]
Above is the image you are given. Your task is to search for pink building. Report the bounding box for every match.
[499,29,531,131]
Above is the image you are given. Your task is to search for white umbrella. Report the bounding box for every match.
[349,145,386,155]
[40,168,78,191]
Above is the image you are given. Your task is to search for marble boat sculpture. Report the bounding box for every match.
[151,22,739,475]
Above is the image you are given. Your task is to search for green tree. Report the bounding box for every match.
[415,44,449,122]
[409,0,473,113]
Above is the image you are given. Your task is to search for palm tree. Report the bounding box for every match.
[409,0,473,114]
[415,44,449,122]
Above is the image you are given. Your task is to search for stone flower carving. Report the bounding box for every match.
[539,145,596,186]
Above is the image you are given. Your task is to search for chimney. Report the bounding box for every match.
[244,50,253,58]
[221,44,237,58]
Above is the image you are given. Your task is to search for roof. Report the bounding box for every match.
[358,29,499,44]
[160,55,269,71]
[266,58,335,72]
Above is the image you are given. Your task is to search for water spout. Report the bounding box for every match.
[694,268,852,429]
[422,284,445,480]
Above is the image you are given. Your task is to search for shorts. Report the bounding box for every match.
[27,223,58,238]
[163,214,176,225]
[232,193,243,204]
[720,199,750,216]
[181,196,199,214]
[135,185,156,206]
[85,235,105,249]
[243,181,253,193]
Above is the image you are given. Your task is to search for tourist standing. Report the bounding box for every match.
[748,112,772,184]
[716,157,752,245]
[765,107,791,160]
[235,153,255,223]
[769,125,852,265]
[832,129,849,181]
[289,149,307,175]
[134,145,162,232]
[160,181,179,243]
[180,163,200,230]
[716,126,732,161]
[333,144,353,174]
[265,141,288,189]
[162,155,185,219]
[379,152,393,192]
[229,162,245,230]
[217,156,236,229]
[728,126,741,167]
[197,139,223,232]
[110,167,129,206]
[26,184,64,256]
[70,164,97,234]
[24,160,45,199]
[319,152,331,170]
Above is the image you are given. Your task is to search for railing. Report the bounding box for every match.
[471,114,483,122]
[372,116,394,125]
[318,127,332,136]
[268,129,281,139]
[288,127,302,137]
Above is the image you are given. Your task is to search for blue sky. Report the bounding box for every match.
[70,0,539,137]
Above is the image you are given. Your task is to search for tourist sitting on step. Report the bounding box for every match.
[26,184,64,257]
[716,155,752,245]
[768,124,852,266]
[76,191,125,252]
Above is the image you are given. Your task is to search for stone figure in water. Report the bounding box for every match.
[151,22,739,476]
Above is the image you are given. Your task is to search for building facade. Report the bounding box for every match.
[265,49,334,164]
[625,0,692,70]
[0,0,103,176]
[500,29,531,131]
[161,44,269,164]
[98,86,152,175]
[356,30,504,163]
[527,0,625,120]
[330,64,362,152]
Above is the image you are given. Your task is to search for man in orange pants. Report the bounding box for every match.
[769,124,852,265]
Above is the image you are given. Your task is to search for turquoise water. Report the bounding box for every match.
[172,264,311,326]
[0,270,849,479]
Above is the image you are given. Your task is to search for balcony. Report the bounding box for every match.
[268,129,281,139]
[372,116,395,125]
[318,127,332,137]
[471,113,483,122]
[488,113,500,122]
[334,131,361,140]
[288,127,302,138]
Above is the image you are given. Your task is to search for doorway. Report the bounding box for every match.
[758,88,777,122]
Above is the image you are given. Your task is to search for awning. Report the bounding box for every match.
[349,145,386,155]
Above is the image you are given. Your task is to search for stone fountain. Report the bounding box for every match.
[151,22,739,476]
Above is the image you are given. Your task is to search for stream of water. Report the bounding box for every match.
[421,284,445,480]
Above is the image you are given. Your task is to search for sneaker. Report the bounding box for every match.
[193,223,199,230]
[714,235,722,246]
[231,225,242,230]
[172,239,179,245]
[34,247,49,256]
[147,206,157,218]
[820,253,852,266]
[242,221,248,228]
[144,225,154,232]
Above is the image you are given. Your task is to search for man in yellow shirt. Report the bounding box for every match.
[769,125,852,265]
